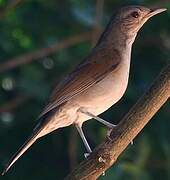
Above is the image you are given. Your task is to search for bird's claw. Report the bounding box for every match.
[84,152,91,158]
[106,127,114,140]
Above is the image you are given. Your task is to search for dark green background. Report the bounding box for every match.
[0,0,169,179]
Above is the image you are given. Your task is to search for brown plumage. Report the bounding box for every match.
[40,47,121,118]
[2,5,166,175]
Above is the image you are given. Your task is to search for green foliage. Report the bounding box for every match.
[0,0,169,179]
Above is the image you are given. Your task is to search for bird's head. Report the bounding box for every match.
[115,5,166,36]
[97,5,166,47]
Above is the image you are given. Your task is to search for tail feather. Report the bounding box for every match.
[1,108,58,175]
[2,131,39,175]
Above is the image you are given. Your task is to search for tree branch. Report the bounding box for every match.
[92,0,104,45]
[0,95,30,113]
[64,63,170,180]
[0,32,93,73]
[68,128,78,170]
[0,0,22,18]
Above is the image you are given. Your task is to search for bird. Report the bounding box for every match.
[2,5,166,175]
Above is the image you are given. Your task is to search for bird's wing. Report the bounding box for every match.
[39,48,121,118]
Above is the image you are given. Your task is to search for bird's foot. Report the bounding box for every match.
[84,152,91,158]
[106,125,116,140]
[107,128,112,137]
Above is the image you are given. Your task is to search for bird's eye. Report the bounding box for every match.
[131,11,139,18]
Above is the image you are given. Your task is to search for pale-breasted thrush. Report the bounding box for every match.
[2,5,166,175]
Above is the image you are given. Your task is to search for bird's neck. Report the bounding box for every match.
[96,23,137,56]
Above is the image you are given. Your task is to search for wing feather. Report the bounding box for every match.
[39,48,121,118]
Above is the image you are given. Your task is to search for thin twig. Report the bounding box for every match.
[0,95,30,113]
[68,128,78,170]
[0,32,93,73]
[92,0,104,45]
[0,0,22,18]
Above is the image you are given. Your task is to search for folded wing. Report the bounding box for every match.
[39,48,121,118]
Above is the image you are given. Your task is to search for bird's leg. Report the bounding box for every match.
[75,124,92,158]
[78,108,116,129]
[78,109,134,145]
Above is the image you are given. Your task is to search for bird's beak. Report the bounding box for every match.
[146,8,167,18]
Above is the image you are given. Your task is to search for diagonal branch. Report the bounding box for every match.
[0,0,22,18]
[0,31,93,73]
[0,95,30,113]
[92,0,104,45]
[64,62,170,180]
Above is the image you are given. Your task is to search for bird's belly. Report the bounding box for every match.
[73,64,130,122]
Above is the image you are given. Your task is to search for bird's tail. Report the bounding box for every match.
[1,108,57,175]
[1,129,41,176]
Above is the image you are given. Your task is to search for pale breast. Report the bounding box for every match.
[72,59,130,119]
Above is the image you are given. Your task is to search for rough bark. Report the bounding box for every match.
[64,63,170,180]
